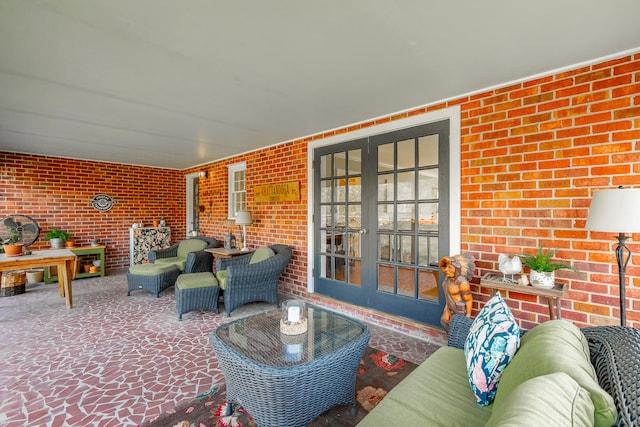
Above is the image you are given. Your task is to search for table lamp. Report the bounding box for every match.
[585,187,640,326]
[235,211,253,251]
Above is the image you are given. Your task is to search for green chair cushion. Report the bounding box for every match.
[176,272,218,290]
[154,257,186,271]
[216,270,227,290]
[493,320,617,427]
[486,372,595,427]
[177,239,208,258]
[249,246,275,264]
[129,263,178,275]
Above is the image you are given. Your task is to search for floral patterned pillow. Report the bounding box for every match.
[464,292,520,406]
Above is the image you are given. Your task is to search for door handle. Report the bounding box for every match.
[359,229,368,235]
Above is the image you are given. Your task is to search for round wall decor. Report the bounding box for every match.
[91,194,115,212]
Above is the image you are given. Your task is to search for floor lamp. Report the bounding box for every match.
[585,187,640,326]
[235,211,253,251]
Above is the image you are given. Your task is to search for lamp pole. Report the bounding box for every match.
[615,232,632,326]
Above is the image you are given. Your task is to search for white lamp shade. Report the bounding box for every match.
[235,211,253,225]
[585,188,640,233]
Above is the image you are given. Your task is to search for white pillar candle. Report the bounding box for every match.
[288,306,300,323]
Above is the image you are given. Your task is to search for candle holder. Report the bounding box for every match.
[280,300,307,335]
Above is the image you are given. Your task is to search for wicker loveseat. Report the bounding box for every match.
[358,314,639,427]
[215,244,292,316]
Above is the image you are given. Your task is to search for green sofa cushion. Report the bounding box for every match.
[486,372,595,427]
[493,320,617,427]
[216,270,227,290]
[250,246,275,264]
[176,272,218,290]
[357,346,492,427]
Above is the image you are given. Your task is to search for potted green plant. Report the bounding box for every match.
[521,242,582,289]
[2,226,23,256]
[44,228,71,249]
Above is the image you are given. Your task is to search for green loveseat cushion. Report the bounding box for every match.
[155,239,208,271]
[176,272,218,290]
[486,372,595,427]
[177,239,207,258]
[154,257,187,271]
[357,346,492,427]
[493,320,617,427]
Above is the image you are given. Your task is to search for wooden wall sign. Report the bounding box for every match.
[254,181,300,203]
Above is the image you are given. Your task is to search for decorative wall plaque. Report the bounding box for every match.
[254,181,300,203]
[91,194,115,212]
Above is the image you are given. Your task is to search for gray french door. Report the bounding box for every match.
[313,120,449,326]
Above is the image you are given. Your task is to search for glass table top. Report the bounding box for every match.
[213,306,366,367]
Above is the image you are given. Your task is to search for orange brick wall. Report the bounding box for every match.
[2,51,639,331]
[190,51,640,329]
[0,154,185,271]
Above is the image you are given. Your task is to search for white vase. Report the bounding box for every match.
[530,270,555,289]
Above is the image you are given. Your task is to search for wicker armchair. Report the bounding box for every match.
[216,244,292,316]
[148,238,213,273]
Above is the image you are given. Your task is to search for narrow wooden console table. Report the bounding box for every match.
[480,273,567,320]
[44,245,105,284]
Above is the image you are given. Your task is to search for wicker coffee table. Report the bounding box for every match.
[210,306,370,427]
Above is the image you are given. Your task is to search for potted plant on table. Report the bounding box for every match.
[521,242,582,289]
[44,228,71,249]
[2,226,24,256]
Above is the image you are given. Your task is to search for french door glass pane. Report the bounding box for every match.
[348,205,361,229]
[397,171,415,200]
[378,205,394,231]
[418,269,439,301]
[418,169,439,200]
[378,174,394,201]
[334,178,346,203]
[378,234,394,262]
[398,235,415,264]
[418,134,439,167]
[349,177,362,202]
[320,180,331,203]
[418,203,438,232]
[348,149,362,174]
[334,205,346,228]
[397,266,415,297]
[334,152,346,176]
[397,139,415,169]
[378,143,394,172]
[320,154,331,178]
[397,203,415,231]
[320,205,331,227]
[378,264,394,293]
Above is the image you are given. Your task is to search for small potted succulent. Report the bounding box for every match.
[2,226,23,256]
[521,242,582,289]
[44,228,71,249]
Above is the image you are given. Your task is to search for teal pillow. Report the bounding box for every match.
[464,292,520,406]
[249,246,275,264]
[486,372,595,427]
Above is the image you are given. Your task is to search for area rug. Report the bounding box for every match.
[141,346,417,427]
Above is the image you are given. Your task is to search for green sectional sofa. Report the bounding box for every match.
[358,316,619,427]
